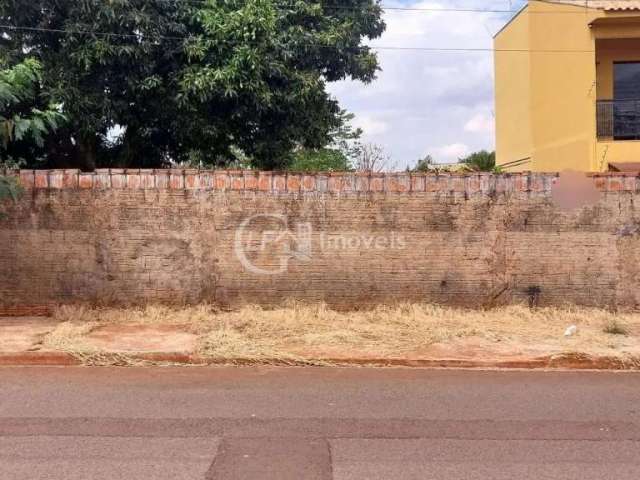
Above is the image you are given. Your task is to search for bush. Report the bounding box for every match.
[288,148,352,172]
[603,319,628,336]
[458,150,498,172]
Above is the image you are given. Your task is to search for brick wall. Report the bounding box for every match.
[2,168,640,314]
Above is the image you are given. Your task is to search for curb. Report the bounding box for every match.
[0,352,638,370]
[0,352,81,366]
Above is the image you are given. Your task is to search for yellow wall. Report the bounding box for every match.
[596,141,640,167]
[590,18,640,41]
[495,1,613,172]
[527,1,601,171]
[595,38,640,100]
[594,37,640,167]
[494,8,532,170]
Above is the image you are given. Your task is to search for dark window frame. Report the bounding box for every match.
[612,61,640,140]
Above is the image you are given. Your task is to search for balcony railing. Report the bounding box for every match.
[597,99,640,140]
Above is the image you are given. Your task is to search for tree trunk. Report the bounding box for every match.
[77,135,97,172]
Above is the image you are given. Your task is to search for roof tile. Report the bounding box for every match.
[546,1,640,11]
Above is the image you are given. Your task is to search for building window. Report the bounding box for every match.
[613,62,640,140]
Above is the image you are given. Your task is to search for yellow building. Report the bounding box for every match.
[495,0,640,171]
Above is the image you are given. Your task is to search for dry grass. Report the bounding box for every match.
[44,306,168,365]
[51,303,219,330]
[42,302,640,365]
[40,317,115,365]
[42,317,98,353]
[603,319,629,336]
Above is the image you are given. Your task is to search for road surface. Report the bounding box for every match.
[0,367,639,479]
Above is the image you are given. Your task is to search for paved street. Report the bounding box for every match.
[0,367,639,479]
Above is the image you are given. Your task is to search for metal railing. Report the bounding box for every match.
[597,99,640,140]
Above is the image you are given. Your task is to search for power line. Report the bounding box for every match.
[6,0,631,15]
[136,0,640,15]
[149,0,523,13]
[0,24,597,53]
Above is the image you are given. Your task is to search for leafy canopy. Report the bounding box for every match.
[0,0,385,170]
[288,110,362,172]
[0,58,65,165]
[458,150,498,172]
[407,151,498,174]
[411,155,434,172]
[289,148,351,172]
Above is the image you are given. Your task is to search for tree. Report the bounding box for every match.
[353,142,396,172]
[288,110,361,172]
[288,148,351,172]
[328,111,364,162]
[458,150,498,172]
[411,154,434,172]
[0,58,65,166]
[1,0,385,170]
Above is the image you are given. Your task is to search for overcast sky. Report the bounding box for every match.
[328,0,526,169]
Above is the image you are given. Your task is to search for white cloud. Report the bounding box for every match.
[328,0,518,167]
[434,142,470,161]
[353,115,390,137]
[464,112,495,135]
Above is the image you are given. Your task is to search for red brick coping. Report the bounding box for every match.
[2,169,638,194]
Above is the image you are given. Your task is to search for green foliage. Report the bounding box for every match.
[1,0,384,170]
[458,150,498,172]
[411,155,434,172]
[409,155,455,173]
[289,148,351,172]
[0,59,65,162]
[408,150,499,174]
[288,110,363,171]
[0,174,23,219]
[0,175,22,201]
[328,111,364,162]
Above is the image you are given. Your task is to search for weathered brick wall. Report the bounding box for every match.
[1,168,640,313]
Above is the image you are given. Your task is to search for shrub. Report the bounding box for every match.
[603,319,628,336]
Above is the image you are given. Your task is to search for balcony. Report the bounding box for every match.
[597,99,640,140]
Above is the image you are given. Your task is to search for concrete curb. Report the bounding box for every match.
[0,352,81,366]
[0,352,638,370]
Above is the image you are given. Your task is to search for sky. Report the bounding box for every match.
[328,0,527,169]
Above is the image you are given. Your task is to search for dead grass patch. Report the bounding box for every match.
[45,302,640,365]
[42,317,97,354]
[51,303,219,331]
[603,319,629,336]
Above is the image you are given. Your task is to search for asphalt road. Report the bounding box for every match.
[0,367,639,479]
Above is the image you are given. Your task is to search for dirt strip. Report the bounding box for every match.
[2,303,640,369]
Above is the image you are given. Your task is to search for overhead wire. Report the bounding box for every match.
[0,24,596,53]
